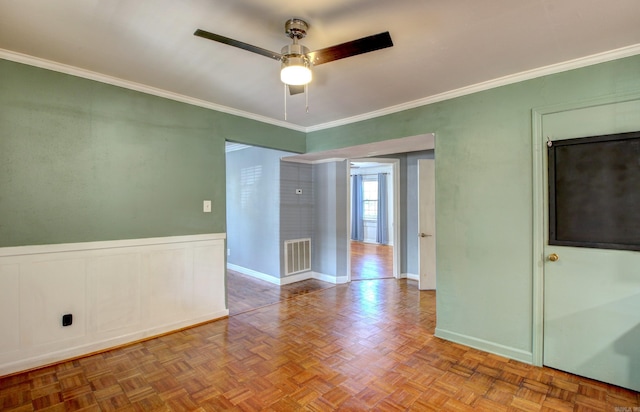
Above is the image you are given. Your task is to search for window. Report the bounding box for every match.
[240,165,262,209]
[362,178,378,220]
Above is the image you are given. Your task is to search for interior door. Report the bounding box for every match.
[418,159,436,290]
[542,100,640,391]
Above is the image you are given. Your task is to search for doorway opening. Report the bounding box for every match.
[349,160,397,280]
[225,142,333,315]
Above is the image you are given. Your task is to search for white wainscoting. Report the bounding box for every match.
[0,234,228,376]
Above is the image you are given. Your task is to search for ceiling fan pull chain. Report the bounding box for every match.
[284,83,288,120]
[305,84,309,114]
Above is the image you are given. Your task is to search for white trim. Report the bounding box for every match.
[281,272,315,285]
[435,328,533,365]
[3,44,639,133]
[0,49,306,133]
[312,157,349,164]
[227,264,345,285]
[280,157,316,164]
[312,272,349,285]
[392,159,401,279]
[404,273,419,281]
[531,108,546,367]
[227,263,281,285]
[0,311,228,377]
[281,156,347,164]
[345,160,353,283]
[0,233,226,257]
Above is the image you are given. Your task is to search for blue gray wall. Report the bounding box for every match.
[226,146,293,278]
[312,161,349,279]
[280,161,314,276]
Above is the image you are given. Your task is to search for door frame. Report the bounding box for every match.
[346,158,401,281]
[531,90,640,366]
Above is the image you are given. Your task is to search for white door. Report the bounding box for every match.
[418,159,436,290]
[542,99,640,391]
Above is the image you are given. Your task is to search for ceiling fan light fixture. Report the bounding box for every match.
[280,43,312,86]
[281,56,312,85]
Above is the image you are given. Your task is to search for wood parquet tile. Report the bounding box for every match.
[350,241,394,281]
[1,279,639,411]
[226,270,335,316]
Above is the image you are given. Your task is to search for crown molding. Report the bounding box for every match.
[306,43,640,132]
[281,156,346,164]
[3,44,640,134]
[0,49,307,133]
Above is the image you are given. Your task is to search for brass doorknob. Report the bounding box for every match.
[548,253,559,262]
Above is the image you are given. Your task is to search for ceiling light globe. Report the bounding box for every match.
[281,65,312,85]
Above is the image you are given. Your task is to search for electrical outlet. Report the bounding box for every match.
[203,200,212,212]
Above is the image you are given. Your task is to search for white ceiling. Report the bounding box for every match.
[1,1,639,130]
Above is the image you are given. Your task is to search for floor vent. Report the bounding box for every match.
[284,238,311,276]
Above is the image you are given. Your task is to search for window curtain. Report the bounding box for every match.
[351,175,364,241]
[376,173,389,244]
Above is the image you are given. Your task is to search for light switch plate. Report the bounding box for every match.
[203,200,212,212]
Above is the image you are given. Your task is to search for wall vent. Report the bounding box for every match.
[284,238,311,276]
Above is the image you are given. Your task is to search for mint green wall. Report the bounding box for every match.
[0,60,305,247]
[307,55,640,360]
[3,53,640,362]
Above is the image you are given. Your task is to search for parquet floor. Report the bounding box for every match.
[350,241,394,281]
[1,279,639,411]
[227,270,335,315]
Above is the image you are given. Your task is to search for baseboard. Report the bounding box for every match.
[312,272,349,284]
[404,273,419,281]
[281,271,315,285]
[1,310,228,377]
[435,328,533,364]
[227,264,346,285]
[227,263,281,285]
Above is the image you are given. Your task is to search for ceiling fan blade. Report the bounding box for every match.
[194,29,282,61]
[308,31,393,66]
[288,85,305,95]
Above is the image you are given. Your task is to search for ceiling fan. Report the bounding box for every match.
[194,18,393,95]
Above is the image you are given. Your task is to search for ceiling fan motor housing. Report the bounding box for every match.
[280,43,310,58]
[285,18,308,39]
